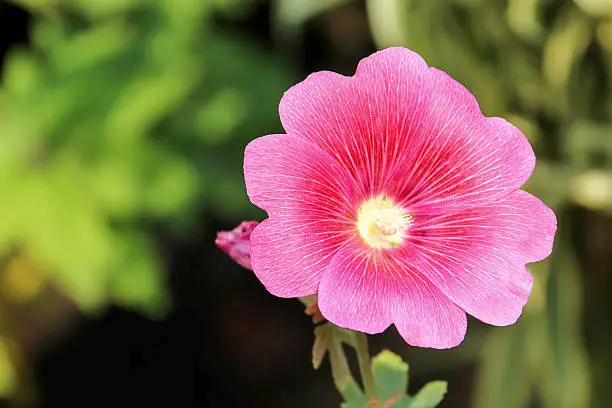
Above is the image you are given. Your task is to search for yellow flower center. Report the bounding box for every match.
[356,194,413,249]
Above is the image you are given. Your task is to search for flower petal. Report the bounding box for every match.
[392,275,467,349]
[318,240,468,348]
[250,218,341,297]
[279,47,535,212]
[390,69,535,214]
[244,134,357,217]
[244,134,357,297]
[317,243,393,334]
[402,190,557,326]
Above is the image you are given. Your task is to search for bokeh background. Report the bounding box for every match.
[0,0,610,407]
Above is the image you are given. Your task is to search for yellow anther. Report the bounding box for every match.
[357,195,412,249]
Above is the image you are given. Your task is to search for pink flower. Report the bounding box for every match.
[215,221,259,270]
[243,47,556,348]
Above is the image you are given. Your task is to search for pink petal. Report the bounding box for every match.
[244,134,356,297]
[250,218,341,297]
[402,190,557,326]
[318,240,467,348]
[279,47,534,212]
[317,243,393,334]
[392,274,467,349]
[244,134,357,218]
[391,70,535,214]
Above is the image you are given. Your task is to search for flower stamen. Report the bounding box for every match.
[357,194,412,249]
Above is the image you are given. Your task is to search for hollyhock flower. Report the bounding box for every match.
[243,47,556,348]
[215,221,259,270]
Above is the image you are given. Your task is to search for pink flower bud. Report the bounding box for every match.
[215,221,259,270]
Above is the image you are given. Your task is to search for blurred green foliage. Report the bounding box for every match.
[364,0,610,407]
[0,0,291,397]
[0,0,289,314]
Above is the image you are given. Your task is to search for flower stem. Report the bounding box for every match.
[354,331,377,400]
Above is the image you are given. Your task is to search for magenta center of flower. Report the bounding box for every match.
[356,194,412,249]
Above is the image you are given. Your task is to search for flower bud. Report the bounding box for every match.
[215,221,259,270]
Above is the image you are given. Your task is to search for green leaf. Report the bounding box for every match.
[340,378,368,408]
[408,381,447,408]
[312,324,330,370]
[372,350,410,405]
[312,324,353,393]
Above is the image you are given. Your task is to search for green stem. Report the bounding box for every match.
[354,331,377,400]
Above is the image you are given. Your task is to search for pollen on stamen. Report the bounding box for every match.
[356,194,413,249]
